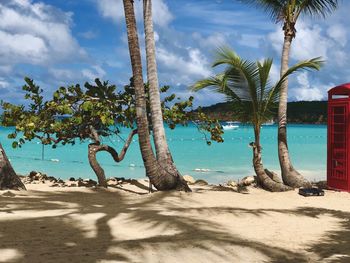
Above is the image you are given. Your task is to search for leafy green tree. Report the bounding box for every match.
[243,0,338,187]
[192,47,322,191]
[2,78,223,188]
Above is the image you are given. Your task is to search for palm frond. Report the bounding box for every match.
[191,47,323,128]
[191,74,242,102]
[257,58,273,105]
[241,0,285,22]
[299,0,339,18]
[276,57,324,89]
[262,56,324,117]
[214,47,261,109]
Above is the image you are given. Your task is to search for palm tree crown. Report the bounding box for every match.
[192,47,323,127]
[244,0,339,37]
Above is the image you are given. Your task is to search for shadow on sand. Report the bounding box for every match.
[0,188,349,262]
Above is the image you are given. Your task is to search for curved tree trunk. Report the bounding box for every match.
[143,0,180,175]
[278,35,310,188]
[253,126,291,192]
[88,129,137,188]
[123,0,190,192]
[0,143,26,190]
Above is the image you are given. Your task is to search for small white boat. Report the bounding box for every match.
[262,120,275,126]
[222,121,239,130]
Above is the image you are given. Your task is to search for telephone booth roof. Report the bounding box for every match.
[329,83,350,96]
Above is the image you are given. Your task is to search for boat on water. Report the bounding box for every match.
[222,121,239,130]
[262,120,275,126]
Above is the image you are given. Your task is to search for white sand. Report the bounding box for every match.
[0,183,350,263]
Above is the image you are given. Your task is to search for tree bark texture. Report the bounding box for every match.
[252,127,291,192]
[0,143,26,190]
[278,34,310,188]
[88,130,137,188]
[122,0,190,191]
[143,0,179,175]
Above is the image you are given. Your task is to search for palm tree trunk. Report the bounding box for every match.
[253,126,291,192]
[0,143,26,190]
[122,0,190,191]
[278,35,310,188]
[143,0,179,175]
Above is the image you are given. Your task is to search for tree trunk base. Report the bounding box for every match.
[281,168,311,188]
[0,144,26,191]
[265,169,283,184]
[158,155,191,192]
[257,171,292,192]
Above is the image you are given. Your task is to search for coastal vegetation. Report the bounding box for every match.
[243,0,339,188]
[196,100,327,123]
[1,1,349,262]
[192,47,322,191]
[0,0,338,193]
[1,78,222,189]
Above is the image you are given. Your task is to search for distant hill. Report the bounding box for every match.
[198,101,328,124]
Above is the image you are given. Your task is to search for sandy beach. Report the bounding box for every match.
[1,180,350,263]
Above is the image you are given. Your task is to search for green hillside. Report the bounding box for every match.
[198,101,328,124]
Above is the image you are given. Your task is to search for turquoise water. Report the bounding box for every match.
[0,124,327,184]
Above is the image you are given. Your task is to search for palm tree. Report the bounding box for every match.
[122,0,190,191]
[143,0,180,176]
[243,0,338,188]
[0,144,26,190]
[192,48,323,191]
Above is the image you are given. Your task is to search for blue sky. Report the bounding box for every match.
[1,0,349,106]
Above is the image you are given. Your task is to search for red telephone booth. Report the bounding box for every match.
[328,83,350,191]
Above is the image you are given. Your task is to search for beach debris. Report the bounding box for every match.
[83,179,98,187]
[1,191,16,197]
[106,177,119,187]
[240,176,256,186]
[194,179,208,186]
[314,180,328,190]
[69,177,76,181]
[107,177,127,187]
[65,181,77,187]
[298,187,325,197]
[50,159,59,162]
[227,180,238,188]
[183,175,196,185]
[193,168,211,172]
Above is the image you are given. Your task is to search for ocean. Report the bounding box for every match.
[0,124,327,184]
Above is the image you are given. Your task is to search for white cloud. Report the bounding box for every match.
[192,32,227,49]
[292,72,331,101]
[268,22,330,60]
[82,66,106,82]
[0,78,10,89]
[157,47,211,84]
[0,31,48,64]
[327,24,347,47]
[269,62,280,84]
[0,0,86,66]
[96,0,173,27]
[79,30,98,40]
[47,65,107,87]
[238,34,264,48]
